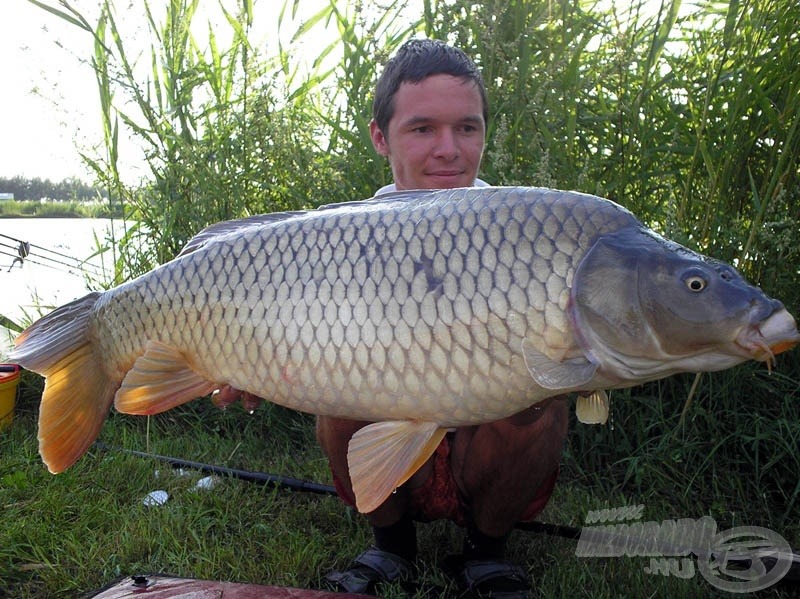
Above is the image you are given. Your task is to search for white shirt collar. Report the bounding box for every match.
[374,178,490,197]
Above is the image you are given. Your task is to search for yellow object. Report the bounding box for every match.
[0,364,20,431]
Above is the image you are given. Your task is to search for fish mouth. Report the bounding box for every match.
[735,308,800,363]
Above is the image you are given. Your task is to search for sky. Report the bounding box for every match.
[1,0,412,184]
[2,1,102,182]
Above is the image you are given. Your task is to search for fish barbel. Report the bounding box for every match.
[8,187,799,512]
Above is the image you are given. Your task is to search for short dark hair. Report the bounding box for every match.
[372,38,488,136]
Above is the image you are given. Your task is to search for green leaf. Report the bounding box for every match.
[26,0,92,32]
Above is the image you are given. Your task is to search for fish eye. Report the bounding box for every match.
[685,275,707,292]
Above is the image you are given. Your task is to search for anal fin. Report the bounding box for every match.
[114,340,217,415]
[347,421,446,514]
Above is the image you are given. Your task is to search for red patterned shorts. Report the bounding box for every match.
[332,434,558,527]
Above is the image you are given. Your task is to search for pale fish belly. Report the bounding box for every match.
[90,187,637,426]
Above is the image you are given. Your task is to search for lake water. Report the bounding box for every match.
[0,218,122,355]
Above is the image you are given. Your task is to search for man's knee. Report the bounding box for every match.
[506,396,569,433]
[517,399,569,466]
[316,416,381,491]
[453,399,568,483]
[316,415,367,453]
[538,397,569,441]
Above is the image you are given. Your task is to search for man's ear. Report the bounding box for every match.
[369,119,389,157]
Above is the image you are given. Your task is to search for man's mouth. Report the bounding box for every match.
[428,171,463,178]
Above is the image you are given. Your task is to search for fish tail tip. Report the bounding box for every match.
[36,347,117,474]
[40,452,77,475]
[9,293,112,472]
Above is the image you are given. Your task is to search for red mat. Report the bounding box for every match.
[89,574,372,598]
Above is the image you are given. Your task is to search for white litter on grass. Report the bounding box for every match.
[194,475,219,491]
[143,490,169,506]
[154,468,192,479]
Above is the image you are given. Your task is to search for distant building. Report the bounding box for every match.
[0,192,14,200]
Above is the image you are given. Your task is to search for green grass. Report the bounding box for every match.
[2,361,798,597]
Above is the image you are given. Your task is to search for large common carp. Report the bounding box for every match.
[8,187,799,512]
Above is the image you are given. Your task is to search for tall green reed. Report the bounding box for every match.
[286,0,420,198]
[41,0,365,274]
[675,0,800,293]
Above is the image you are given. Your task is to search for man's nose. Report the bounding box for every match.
[433,128,459,159]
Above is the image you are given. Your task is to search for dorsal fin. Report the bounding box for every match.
[176,212,307,257]
[176,190,440,258]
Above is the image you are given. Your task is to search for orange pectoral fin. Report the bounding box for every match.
[114,340,217,415]
[347,420,447,514]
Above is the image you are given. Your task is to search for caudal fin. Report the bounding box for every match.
[8,293,116,473]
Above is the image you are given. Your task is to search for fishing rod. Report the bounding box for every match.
[93,442,338,496]
[0,246,103,278]
[1,231,88,261]
[0,233,108,278]
[0,247,55,272]
[0,238,107,275]
[0,250,106,282]
[94,442,800,586]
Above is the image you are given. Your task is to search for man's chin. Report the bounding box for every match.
[423,174,471,189]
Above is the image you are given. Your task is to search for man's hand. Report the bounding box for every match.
[212,385,264,413]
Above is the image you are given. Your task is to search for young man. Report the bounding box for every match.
[319,39,569,598]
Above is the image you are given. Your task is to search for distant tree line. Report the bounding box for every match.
[0,176,102,202]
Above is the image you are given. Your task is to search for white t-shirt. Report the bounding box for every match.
[374,178,490,197]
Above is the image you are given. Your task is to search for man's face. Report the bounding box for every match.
[370,74,486,190]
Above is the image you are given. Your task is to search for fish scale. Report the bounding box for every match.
[9,186,799,512]
[89,188,624,424]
